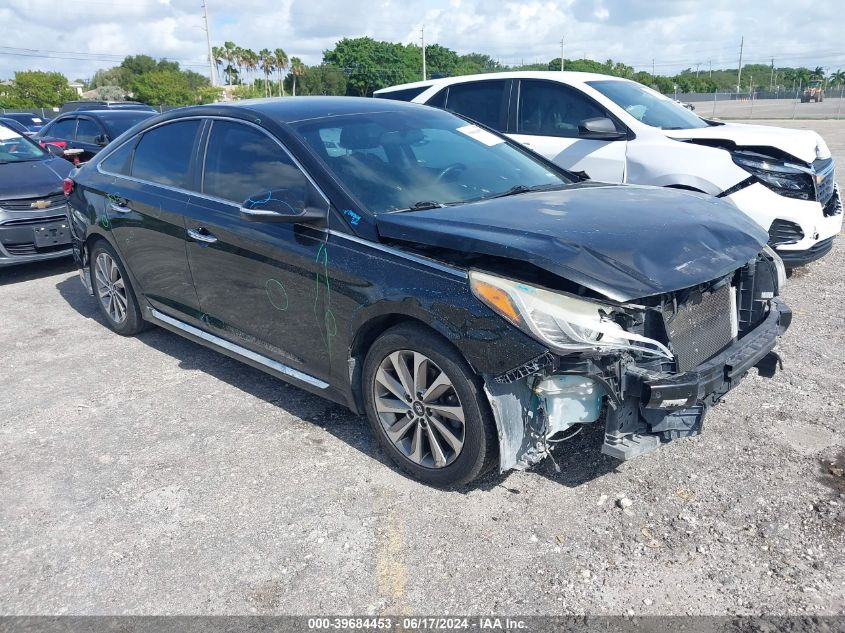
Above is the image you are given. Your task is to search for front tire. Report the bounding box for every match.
[362,323,497,487]
[89,240,146,336]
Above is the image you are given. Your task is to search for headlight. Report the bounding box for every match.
[731,152,814,200]
[469,270,672,359]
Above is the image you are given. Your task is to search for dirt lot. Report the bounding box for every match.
[1,120,843,616]
[691,97,845,120]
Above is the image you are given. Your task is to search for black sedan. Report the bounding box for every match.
[0,124,74,266]
[34,110,155,164]
[65,98,790,486]
[0,112,45,134]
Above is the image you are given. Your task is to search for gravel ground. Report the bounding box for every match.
[0,120,843,617]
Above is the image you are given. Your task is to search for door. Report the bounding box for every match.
[508,79,627,182]
[39,116,77,149]
[69,116,105,162]
[101,119,203,319]
[183,118,332,379]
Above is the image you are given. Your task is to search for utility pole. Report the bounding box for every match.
[560,37,565,71]
[770,58,775,91]
[696,62,700,78]
[420,25,426,81]
[652,58,655,76]
[709,59,712,79]
[736,35,744,93]
[201,0,217,86]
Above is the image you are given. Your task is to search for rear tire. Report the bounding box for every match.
[89,240,146,336]
[362,323,498,487]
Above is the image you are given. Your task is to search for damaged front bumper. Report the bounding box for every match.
[484,298,792,472]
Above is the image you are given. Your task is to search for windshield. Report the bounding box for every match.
[292,108,572,213]
[588,80,708,130]
[102,112,155,138]
[0,124,48,162]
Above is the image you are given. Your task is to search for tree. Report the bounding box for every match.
[259,49,275,96]
[289,57,304,96]
[130,70,194,105]
[0,71,77,108]
[274,48,289,96]
[299,64,347,96]
[221,41,239,85]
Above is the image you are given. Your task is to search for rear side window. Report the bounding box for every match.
[100,140,135,176]
[75,119,101,143]
[375,86,428,102]
[131,120,201,189]
[443,80,507,130]
[202,120,307,204]
[47,117,77,139]
[518,80,611,138]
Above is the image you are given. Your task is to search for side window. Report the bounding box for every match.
[425,88,447,109]
[47,117,77,139]
[202,120,307,204]
[100,140,135,176]
[131,120,201,189]
[518,80,611,138]
[444,80,507,130]
[375,86,428,102]
[75,119,101,143]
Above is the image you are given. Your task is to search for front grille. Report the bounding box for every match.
[768,219,804,246]
[0,193,65,212]
[664,284,734,372]
[812,158,835,205]
[4,243,37,255]
[1,214,67,227]
[823,185,842,217]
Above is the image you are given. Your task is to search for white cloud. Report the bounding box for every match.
[0,0,842,82]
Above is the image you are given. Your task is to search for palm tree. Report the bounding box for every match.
[811,66,825,80]
[259,48,275,97]
[290,57,304,96]
[222,41,239,85]
[274,48,289,96]
[829,69,845,87]
[242,48,259,88]
[212,45,225,84]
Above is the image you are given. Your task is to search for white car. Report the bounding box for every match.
[375,72,842,267]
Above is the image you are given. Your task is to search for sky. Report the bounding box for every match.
[1,0,843,82]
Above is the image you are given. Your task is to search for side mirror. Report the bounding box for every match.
[578,117,627,141]
[239,188,324,224]
[95,134,109,146]
[45,144,65,157]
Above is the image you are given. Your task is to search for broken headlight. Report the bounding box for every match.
[469,270,672,359]
[731,152,814,200]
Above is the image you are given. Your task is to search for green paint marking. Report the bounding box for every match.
[266,278,289,311]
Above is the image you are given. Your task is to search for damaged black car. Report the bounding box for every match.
[65,98,791,486]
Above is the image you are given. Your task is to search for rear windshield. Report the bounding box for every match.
[101,113,155,138]
[588,80,708,130]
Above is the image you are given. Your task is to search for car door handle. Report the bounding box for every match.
[187,227,218,244]
[109,200,131,213]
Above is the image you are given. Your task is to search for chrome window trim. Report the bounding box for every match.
[97,115,330,208]
[326,229,467,279]
[149,308,330,389]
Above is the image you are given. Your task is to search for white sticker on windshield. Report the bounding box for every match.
[0,126,21,140]
[456,124,504,146]
[32,118,43,123]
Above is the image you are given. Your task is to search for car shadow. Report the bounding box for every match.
[0,256,75,286]
[55,275,618,492]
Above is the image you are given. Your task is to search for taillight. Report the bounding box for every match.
[63,178,74,197]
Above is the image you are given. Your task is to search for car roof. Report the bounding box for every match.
[374,70,630,94]
[59,109,155,118]
[187,96,437,124]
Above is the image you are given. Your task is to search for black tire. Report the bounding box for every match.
[362,323,498,487]
[89,240,146,336]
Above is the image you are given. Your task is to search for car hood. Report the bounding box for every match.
[0,157,72,200]
[664,121,830,164]
[375,183,768,302]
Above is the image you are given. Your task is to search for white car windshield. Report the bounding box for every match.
[588,80,709,130]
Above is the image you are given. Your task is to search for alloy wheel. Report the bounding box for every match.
[373,350,466,469]
[94,252,128,324]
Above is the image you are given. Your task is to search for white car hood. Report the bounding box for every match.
[664,122,830,164]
